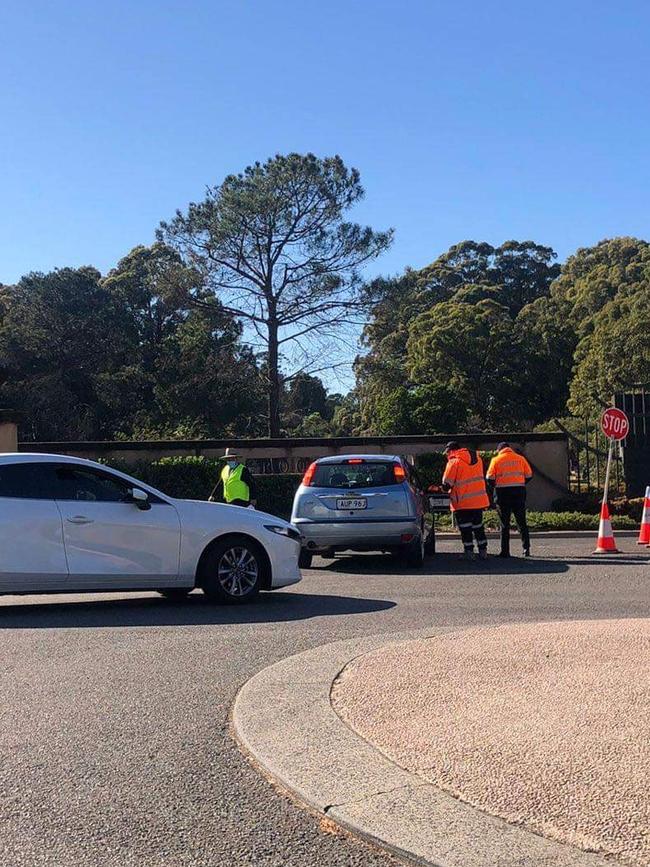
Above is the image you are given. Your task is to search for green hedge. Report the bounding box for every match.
[553,493,645,521]
[414,452,447,487]
[415,450,497,488]
[99,456,641,530]
[436,509,638,531]
[100,456,300,520]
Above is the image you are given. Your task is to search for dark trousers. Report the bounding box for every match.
[495,488,530,555]
[228,498,250,507]
[455,508,487,552]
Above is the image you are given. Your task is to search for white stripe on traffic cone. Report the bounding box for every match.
[593,501,620,554]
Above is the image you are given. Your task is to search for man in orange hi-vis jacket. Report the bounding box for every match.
[486,442,533,558]
[442,441,490,561]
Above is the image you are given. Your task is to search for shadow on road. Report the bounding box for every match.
[316,553,571,576]
[0,591,396,629]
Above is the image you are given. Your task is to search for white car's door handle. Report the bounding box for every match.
[66,515,94,525]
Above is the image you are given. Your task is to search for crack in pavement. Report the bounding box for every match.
[323,779,434,814]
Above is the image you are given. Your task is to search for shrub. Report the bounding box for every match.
[416,449,497,489]
[552,492,602,514]
[100,455,300,520]
[553,493,645,521]
[525,511,636,530]
[254,474,302,519]
[436,509,637,531]
[99,455,640,529]
[415,452,446,487]
[609,496,645,521]
[138,456,221,500]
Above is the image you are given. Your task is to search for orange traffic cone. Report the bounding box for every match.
[593,502,620,554]
[638,486,650,544]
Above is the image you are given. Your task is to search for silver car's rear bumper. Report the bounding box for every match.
[294,518,420,550]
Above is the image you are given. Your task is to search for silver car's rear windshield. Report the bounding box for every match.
[311,461,399,489]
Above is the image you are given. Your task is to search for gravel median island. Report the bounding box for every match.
[331,619,650,866]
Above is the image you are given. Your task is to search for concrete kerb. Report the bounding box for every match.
[232,631,610,867]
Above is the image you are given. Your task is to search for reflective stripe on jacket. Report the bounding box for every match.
[221,463,250,503]
[486,448,533,487]
[442,448,490,512]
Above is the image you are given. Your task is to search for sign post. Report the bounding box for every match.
[593,408,629,554]
[600,407,630,505]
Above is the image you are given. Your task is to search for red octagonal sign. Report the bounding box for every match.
[601,407,630,440]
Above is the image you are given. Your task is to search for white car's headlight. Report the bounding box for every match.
[264,524,302,542]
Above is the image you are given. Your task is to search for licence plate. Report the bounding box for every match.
[336,498,367,510]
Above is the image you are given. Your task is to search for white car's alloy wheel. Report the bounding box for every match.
[199,535,264,604]
[218,547,260,597]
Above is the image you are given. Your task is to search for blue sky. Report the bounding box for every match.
[1,0,649,289]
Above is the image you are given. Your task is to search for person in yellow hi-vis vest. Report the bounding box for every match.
[208,448,257,507]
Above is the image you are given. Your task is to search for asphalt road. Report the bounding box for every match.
[1,537,648,867]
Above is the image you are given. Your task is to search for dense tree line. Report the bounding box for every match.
[353,237,650,434]
[0,248,263,441]
[1,151,648,441]
[0,240,354,441]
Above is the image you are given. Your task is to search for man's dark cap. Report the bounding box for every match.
[444,440,460,453]
[496,441,510,451]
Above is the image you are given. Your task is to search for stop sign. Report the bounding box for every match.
[600,407,630,440]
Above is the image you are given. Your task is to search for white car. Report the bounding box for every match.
[0,453,302,604]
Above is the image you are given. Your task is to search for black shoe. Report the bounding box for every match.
[523,549,531,557]
[497,552,511,558]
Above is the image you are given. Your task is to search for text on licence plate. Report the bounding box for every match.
[336,498,367,510]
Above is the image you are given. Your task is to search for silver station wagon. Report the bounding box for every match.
[291,454,433,568]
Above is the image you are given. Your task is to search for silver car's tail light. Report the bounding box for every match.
[301,462,317,486]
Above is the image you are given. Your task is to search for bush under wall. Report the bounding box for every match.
[437,509,637,531]
[99,455,641,529]
[102,455,300,519]
[553,493,645,521]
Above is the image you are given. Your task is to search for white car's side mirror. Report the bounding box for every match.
[129,488,151,511]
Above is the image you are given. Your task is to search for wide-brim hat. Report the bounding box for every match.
[219,447,243,459]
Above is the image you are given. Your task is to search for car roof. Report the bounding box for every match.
[314,454,402,465]
[0,452,104,467]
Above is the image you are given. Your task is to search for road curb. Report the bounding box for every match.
[232,631,610,867]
